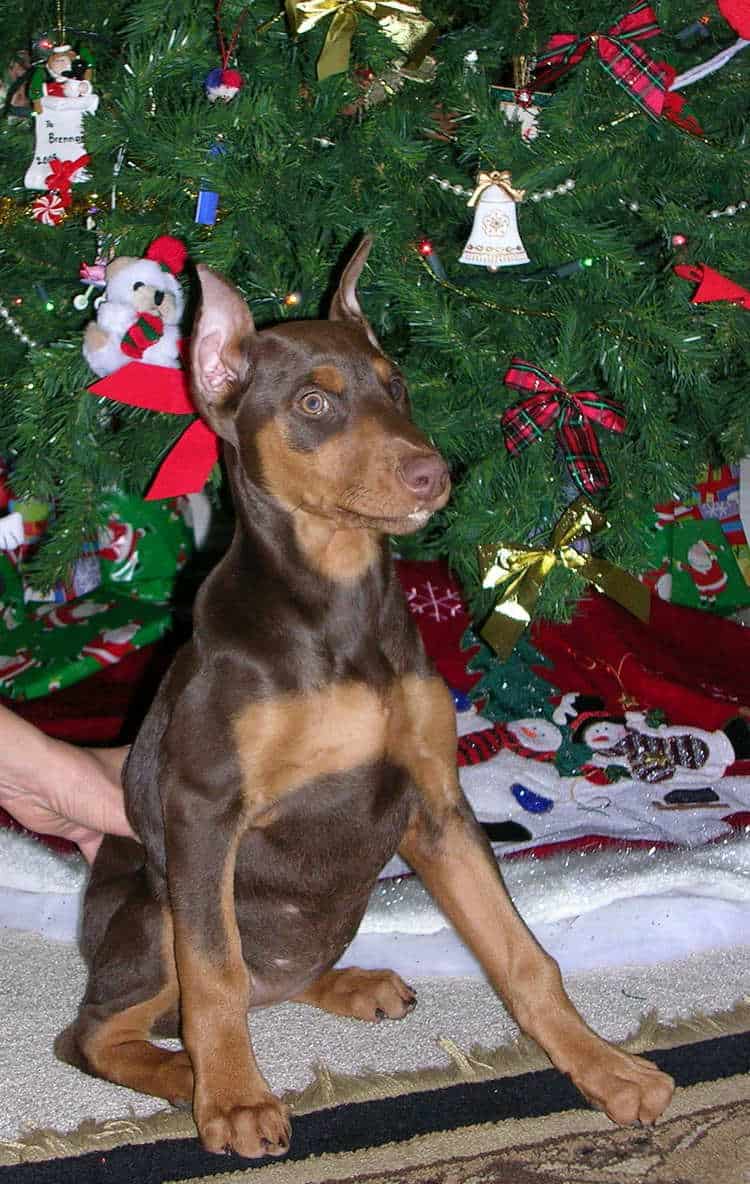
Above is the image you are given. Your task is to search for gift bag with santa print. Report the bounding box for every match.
[670,519,748,615]
[641,463,750,613]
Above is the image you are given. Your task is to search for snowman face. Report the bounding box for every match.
[581,720,627,750]
[506,718,562,752]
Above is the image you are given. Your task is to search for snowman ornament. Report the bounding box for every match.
[24,44,98,191]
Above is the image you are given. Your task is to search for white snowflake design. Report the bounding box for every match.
[406,581,463,623]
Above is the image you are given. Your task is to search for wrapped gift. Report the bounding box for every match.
[0,492,193,700]
[0,595,174,699]
[642,463,750,614]
[97,492,192,602]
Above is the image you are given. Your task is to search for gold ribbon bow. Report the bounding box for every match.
[467,170,526,207]
[477,496,650,659]
[286,0,434,80]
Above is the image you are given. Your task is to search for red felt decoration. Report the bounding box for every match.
[674,263,750,309]
[88,361,220,499]
[718,0,750,38]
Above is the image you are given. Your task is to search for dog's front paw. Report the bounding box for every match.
[196,1092,291,1159]
[568,1044,674,1126]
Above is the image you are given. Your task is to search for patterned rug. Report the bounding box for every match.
[2,1008,749,1184]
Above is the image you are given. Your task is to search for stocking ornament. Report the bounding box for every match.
[24,44,98,190]
[460,171,529,270]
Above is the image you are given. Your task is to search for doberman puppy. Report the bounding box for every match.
[60,237,674,1159]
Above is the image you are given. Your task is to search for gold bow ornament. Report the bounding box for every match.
[467,170,526,207]
[477,496,650,659]
[285,0,435,80]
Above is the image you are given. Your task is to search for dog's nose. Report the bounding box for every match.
[398,454,450,501]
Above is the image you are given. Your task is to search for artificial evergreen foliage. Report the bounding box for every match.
[0,0,748,621]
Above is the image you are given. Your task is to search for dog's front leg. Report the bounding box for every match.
[392,675,674,1126]
[164,788,290,1159]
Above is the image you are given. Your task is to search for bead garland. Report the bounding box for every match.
[620,196,748,219]
[0,300,36,348]
[708,199,749,218]
[428,173,576,202]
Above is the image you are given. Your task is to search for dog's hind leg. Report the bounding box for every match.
[293,967,417,1021]
[58,838,193,1106]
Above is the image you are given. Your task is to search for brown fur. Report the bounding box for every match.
[61,237,674,1161]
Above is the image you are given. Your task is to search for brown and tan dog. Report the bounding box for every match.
[60,237,674,1159]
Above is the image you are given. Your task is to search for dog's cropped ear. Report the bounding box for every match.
[329,234,381,351]
[190,265,255,441]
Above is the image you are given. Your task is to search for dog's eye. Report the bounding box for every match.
[389,375,405,402]
[298,391,329,416]
[133,282,144,291]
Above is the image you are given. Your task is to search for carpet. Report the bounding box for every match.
[2,1007,749,1184]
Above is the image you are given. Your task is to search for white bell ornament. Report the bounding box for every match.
[459,170,529,270]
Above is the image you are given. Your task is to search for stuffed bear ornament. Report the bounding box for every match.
[83,236,187,378]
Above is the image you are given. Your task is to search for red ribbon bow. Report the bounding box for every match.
[501,358,626,495]
[674,263,750,310]
[535,3,670,120]
[88,358,220,500]
[44,154,90,207]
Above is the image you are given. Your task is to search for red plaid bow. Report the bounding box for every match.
[501,359,626,495]
[534,3,670,120]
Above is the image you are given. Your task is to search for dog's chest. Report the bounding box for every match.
[231,679,401,813]
[231,697,413,1001]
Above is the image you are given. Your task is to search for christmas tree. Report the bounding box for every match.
[464,627,554,720]
[1,0,748,636]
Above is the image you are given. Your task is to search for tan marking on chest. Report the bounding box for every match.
[232,682,388,812]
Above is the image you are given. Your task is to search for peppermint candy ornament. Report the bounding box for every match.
[30,191,67,225]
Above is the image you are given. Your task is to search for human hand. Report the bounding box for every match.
[0,704,133,864]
